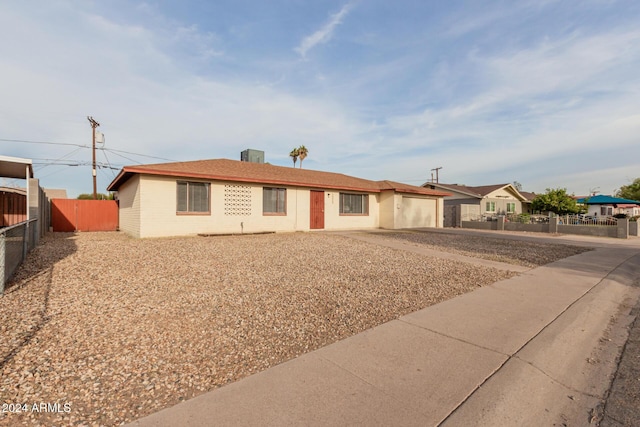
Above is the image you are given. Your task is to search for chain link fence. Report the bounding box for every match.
[1,218,38,294]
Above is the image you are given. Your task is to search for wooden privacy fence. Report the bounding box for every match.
[1,190,27,227]
[51,199,118,232]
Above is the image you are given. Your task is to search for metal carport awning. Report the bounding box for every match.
[0,155,34,221]
[0,155,33,180]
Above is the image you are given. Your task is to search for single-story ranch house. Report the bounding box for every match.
[422,182,533,215]
[107,159,451,238]
[420,182,534,227]
[576,195,640,217]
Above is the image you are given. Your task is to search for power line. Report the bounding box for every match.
[100,148,118,179]
[98,147,175,162]
[0,138,88,148]
[33,146,86,172]
[37,163,82,180]
[103,149,145,165]
[32,160,119,169]
[2,137,178,162]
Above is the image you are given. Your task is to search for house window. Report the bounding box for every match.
[507,202,516,213]
[177,181,210,214]
[486,201,496,212]
[340,193,369,215]
[263,187,286,215]
[600,206,613,216]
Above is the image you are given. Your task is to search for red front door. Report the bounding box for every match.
[310,190,325,229]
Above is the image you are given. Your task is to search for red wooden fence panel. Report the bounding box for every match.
[51,199,118,232]
[1,191,27,227]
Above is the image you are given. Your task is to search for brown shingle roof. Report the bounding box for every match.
[518,191,536,201]
[107,159,450,197]
[467,184,511,197]
[426,183,483,197]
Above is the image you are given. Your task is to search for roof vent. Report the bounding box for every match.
[240,149,265,163]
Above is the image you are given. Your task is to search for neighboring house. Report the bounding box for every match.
[576,195,640,217]
[518,191,536,214]
[618,204,640,217]
[422,182,531,219]
[107,158,451,238]
[43,188,68,200]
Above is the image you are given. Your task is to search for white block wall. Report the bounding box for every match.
[117,175,442,238]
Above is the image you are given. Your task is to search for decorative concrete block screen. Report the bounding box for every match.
[224,185,252,216]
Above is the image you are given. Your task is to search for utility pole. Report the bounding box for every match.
[87,116,100,200]
[431,166,443,183]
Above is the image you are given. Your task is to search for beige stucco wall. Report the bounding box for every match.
[138,176,317,238]
[322,191,380,230]
[381,193,441,229]
[117,175,141,238]
[118,175,445,237]
[127,175,379,237]
[379,191,396,229]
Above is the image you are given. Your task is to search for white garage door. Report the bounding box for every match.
[400,196,437,228]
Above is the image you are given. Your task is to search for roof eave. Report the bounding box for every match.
[106,168,132,191]
[108,167,382,193]
[392,188,452,197]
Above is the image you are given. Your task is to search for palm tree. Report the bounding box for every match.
[297,145,308,169]
[289,148,299,168]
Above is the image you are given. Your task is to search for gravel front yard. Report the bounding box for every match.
[370,230,592,267]
[1,231,586,426]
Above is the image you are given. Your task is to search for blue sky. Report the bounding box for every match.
[1,0,639,197]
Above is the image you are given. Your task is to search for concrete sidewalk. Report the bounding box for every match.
[129,244,640,426]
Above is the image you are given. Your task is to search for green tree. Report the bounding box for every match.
[531,188,581,215]
[289,148,299,168]
[77,193,114,200]
[616,178,640,201]
[297,145,308,168]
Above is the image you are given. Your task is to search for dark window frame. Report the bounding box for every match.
[176,181,211,215]
[263,187,287,215]
[339,193,369,216]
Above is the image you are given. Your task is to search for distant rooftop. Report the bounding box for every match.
[576,195,640,205]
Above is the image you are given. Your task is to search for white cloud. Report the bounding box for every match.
[172,24,223,60]
[1,1,639,198]
[295,3,354,58]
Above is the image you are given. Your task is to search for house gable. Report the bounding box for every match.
[484,185,528,202]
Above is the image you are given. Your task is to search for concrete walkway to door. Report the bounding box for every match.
[128,231,640,426]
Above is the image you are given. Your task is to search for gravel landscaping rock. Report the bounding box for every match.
[369,230,592,267]
[0,231,586,426]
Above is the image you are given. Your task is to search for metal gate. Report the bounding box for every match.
[51,199,118,232]
[444,205,457,228]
